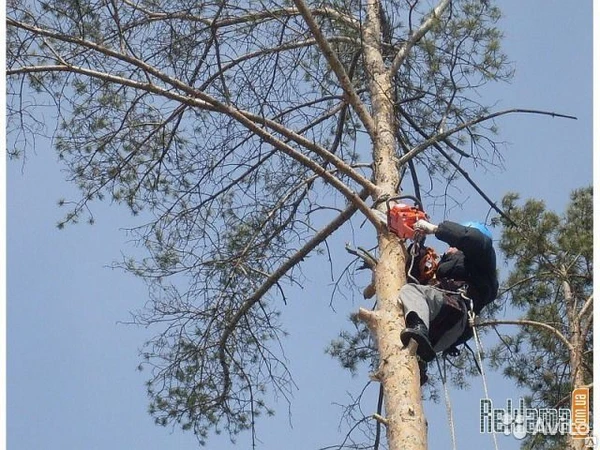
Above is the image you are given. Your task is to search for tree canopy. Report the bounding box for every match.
[6,0,547,448]
[488,187,593,449]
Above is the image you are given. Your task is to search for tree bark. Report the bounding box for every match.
[564,278,587,450]
[360,0,427,448]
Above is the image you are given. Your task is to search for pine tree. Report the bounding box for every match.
[486,187,593,450]
[7,1,570,448]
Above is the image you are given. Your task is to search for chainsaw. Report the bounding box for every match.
[371,195,428,240]
[372,194,439,284]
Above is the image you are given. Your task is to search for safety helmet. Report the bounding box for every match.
[461,221,492,239]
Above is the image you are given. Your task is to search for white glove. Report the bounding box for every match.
[414,219,438,235]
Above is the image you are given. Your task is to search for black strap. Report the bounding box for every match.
[464,342,482,375]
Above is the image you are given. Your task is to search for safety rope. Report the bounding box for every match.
[435,355,457,450]
[407,241,421,284]
[468,301,500,450]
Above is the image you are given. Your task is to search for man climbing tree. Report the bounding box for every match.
[6,0,576,448]
[398,219,498,382]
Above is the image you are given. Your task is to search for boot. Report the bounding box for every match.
[401,314,435,362]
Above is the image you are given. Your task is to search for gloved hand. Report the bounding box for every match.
[414,219,438,235]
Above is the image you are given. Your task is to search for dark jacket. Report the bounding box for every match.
[434,221,499,315]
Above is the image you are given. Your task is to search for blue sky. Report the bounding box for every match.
[7,1,593,449]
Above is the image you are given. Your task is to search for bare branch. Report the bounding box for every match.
[291,0,377,138]
[397,107,516,226]
[199,37,357,92]
[398,108,577,167]
[477,319,573,351]
[357,307,378,330]
[120,1,361,31]
[390,0,452,75]
[578,294,593,321]
[372,413,388,426]
[7,19,378,196]
[217,189,371,401]
[345,244,378,269]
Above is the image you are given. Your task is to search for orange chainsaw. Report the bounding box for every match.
[373,195,439,283]
[384,195,429,240]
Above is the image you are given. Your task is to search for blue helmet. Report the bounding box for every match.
[462,221,492,239]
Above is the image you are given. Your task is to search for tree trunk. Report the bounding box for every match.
[359,235,428,450]
[359,0,427,448]
[568,333,586,450]
[564,277,587,450]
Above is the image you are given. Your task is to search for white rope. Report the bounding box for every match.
[407,242,420,284]
[436,355,457,450]
[469,308,500,450]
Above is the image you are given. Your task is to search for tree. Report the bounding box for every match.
[7,0,561,448]
[484,187,593,450]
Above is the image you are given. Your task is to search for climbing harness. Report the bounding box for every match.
[407,241,438,284]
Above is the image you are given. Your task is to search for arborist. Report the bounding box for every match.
[398,219,499,381]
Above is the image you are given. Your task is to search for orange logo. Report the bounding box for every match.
[571,387,590,438]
